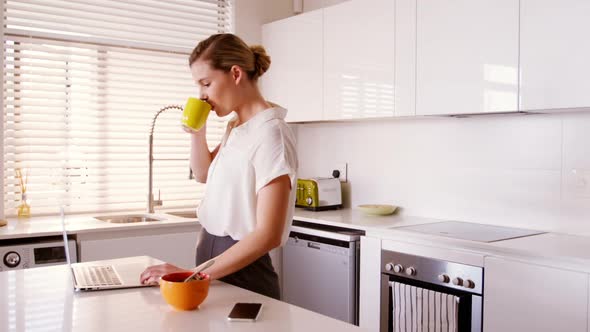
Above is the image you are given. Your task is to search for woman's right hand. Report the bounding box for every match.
[139,263,189,285]
[182,123,207,135]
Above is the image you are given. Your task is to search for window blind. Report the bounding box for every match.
[2,0,233,216]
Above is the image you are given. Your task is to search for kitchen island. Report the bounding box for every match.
[0,256,365,332]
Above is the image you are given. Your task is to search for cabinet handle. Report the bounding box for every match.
[307,242,320,250]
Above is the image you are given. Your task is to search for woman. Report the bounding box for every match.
[140,33,298,299]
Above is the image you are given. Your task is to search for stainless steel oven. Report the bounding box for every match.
[380,250,483,332]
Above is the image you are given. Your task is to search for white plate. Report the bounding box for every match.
[357,204,397,216]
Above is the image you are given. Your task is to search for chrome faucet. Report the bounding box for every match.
[148,104,188,214]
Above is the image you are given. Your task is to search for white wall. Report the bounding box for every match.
[232,0,348,46]
[233,0,294,45]
[295,111,590,235]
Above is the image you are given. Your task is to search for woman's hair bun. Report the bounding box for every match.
[250,45,271,79]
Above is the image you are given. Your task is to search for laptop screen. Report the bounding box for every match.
[60,207,73,267]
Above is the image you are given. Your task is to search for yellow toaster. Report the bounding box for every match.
[295,178,342,211]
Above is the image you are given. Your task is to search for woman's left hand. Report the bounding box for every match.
[139,263,188,285]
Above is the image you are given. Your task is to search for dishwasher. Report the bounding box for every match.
[282,220,363,325]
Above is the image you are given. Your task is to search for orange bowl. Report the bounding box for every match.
[160,271,210,310]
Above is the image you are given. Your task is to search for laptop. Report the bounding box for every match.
[60,208,154,291]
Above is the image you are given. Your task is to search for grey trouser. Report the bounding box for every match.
[196,228,280,300]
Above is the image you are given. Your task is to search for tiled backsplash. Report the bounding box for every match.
[294,111,590,235]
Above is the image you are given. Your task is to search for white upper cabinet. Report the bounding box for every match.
[395,0,417,117]
[520,0,590,111]
[261,10,323,122]
[484,256,588,332]
[415,0,519,115]
[323,0,395,120]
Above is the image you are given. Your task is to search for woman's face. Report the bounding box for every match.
[190,59,238,118]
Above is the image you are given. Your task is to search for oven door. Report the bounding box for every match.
[380,274,482,332]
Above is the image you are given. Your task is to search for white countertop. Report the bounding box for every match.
[0,207,438,241]
[294,208,590,273]
[292,208,437,231]
[0,210,200,240]
[487,232,590,267]
[0,256,365,332]
[3,207,590,274]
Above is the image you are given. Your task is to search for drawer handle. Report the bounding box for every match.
[308,242,320,250]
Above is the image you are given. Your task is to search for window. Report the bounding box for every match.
[1,0,233,216]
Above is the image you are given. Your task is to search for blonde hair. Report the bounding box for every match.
[189,33,271,81]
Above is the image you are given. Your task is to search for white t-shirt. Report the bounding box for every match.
[197,106,298,246]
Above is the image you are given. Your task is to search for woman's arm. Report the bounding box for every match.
[189,126,220,183]
[139,174,291,284]
[201,174,291,279]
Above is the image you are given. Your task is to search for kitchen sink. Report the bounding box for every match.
[94,214,165,223]
[164,210,197,219]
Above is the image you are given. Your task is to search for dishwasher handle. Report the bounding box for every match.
[289,231,352,249]
[307,242,321,250]
[288,232,356,257]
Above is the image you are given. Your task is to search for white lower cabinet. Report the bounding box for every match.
[78,225,200,269]
[359,236,381,331]
[484,256,588,332]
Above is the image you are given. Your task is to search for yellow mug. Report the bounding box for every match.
[181,97,212,133]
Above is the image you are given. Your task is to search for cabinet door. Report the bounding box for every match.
[520,0,590,110]
[359,236,381,330]
[323,0,395,120]
[261,10,323,122]
[80,231,198,268]
[484,256,588,332]
[395,0,417,117]
[416,0,519,115]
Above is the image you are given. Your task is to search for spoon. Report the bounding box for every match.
[184,259,215,282]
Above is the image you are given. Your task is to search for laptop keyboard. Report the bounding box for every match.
[76,265,122,287]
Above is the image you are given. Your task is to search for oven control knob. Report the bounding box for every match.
[464,279,475,289]
[393,264,404,273]
[385,263,395,271]
[438,274,450,283]
[452,277,463,286]
[4,251,21,268]
[405,267,416,276]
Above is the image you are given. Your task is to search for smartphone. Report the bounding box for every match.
[227,302,263,322]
